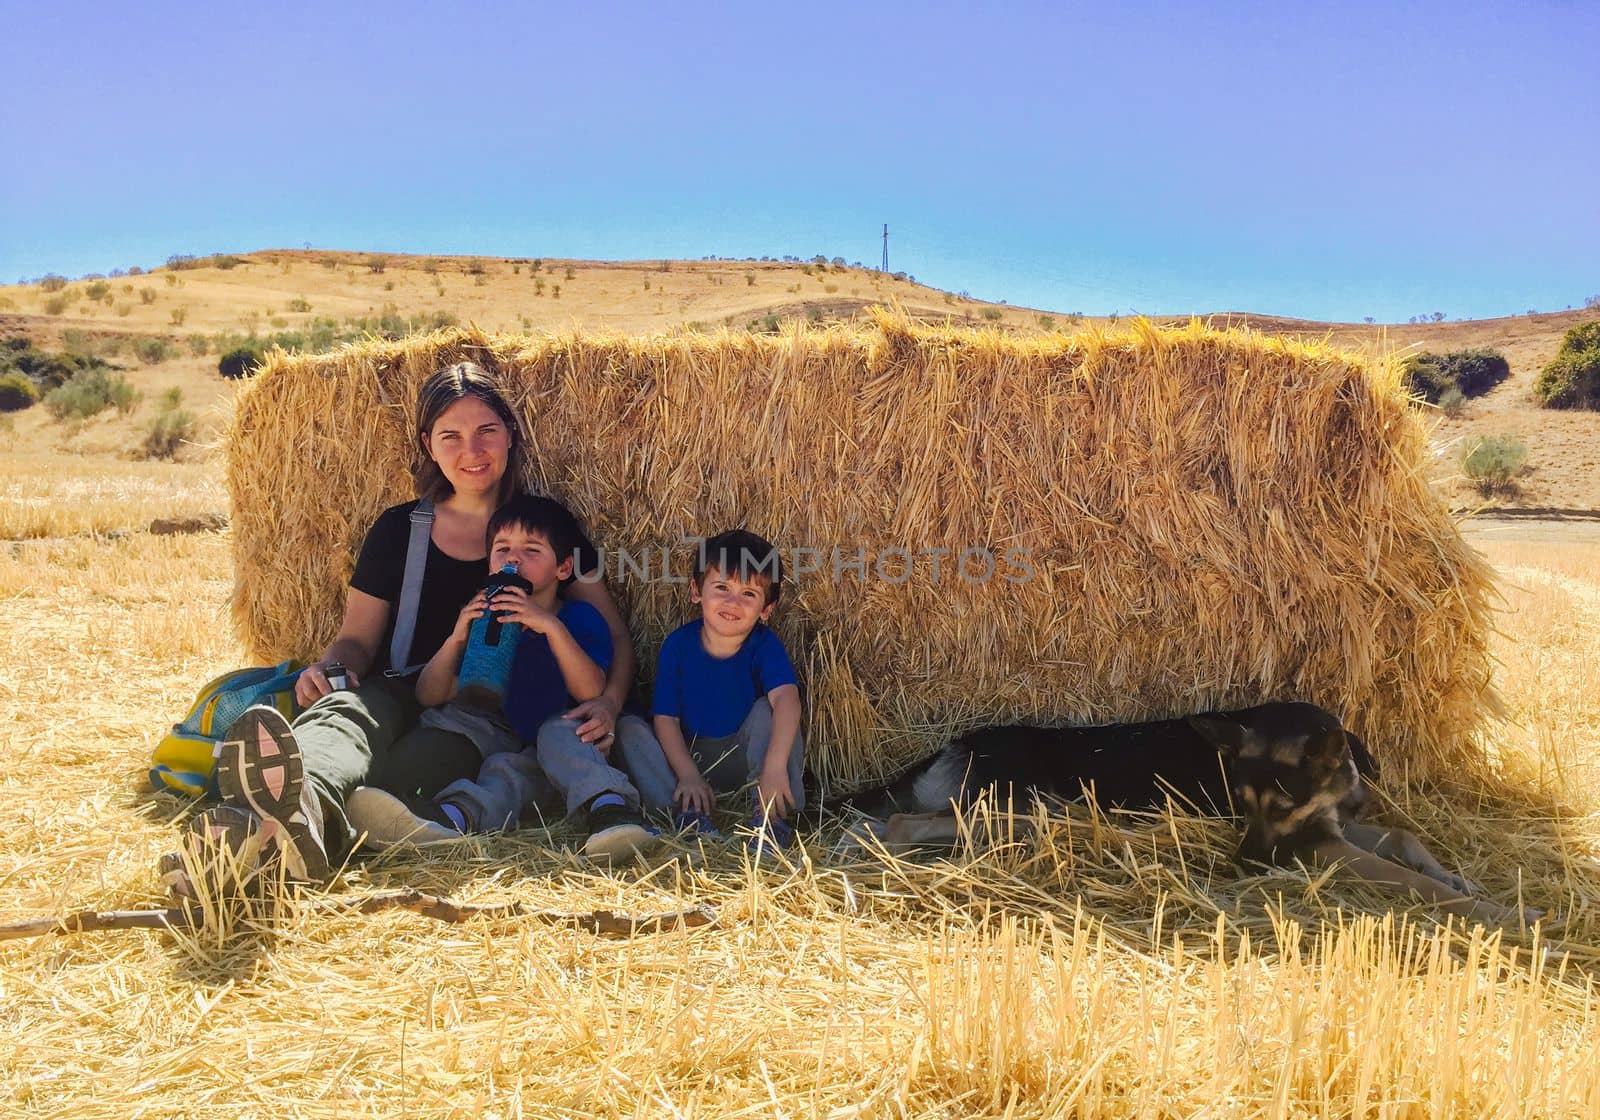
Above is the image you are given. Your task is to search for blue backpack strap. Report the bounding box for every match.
[388,498,434,676]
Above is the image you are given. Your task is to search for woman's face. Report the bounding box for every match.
[421,396,512,499]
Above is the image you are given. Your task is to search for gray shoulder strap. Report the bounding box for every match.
[388,498,434,675]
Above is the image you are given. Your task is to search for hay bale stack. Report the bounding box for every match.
[227,314,1496,789]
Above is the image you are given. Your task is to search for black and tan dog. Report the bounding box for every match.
[853,702,1536,926]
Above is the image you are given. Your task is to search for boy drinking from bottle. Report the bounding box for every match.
[347,495,655,859]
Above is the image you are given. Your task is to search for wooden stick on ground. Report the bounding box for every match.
[0,891,717,942]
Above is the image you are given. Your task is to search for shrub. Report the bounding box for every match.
[44,368,140,419]
[286,296,312,313]
[1533,321,1600,409]
[169,307,187,326]
[1038,314,1055,331]
[211,254,244,270]
[43,295,68,315]
[218,345,265,379]
[1461,435,1528,494]
[142,394,196,459]
[981,307,1004,322]
[1436,387,1467,416]
[1400,348,1510,403]
[0,337,108,388]
[132,336,175,364]
[0,372,39,412]
[38,274,67,292]
[366,255,389,274]
[61,328,94,354]
[187,333,210,356]
[166,254,200,270]
[565,266,575,281]
[85,280,111,302]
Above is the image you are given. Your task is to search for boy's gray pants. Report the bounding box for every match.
[614,698,806,816]
[434,747,554,832]
[535,715,646,816]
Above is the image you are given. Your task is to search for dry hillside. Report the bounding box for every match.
[2,249,1596,510]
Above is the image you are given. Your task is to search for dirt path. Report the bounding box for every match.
[1458,514,1600,545]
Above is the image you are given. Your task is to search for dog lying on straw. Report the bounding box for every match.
[852,702,1537,927]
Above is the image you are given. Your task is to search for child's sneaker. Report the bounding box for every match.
[347,786,461,849]
[673,808,723,839]
[745,811,797,857]
[583,800,660,862]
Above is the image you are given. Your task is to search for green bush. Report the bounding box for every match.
[44,369,140,420]
[218,345,265,379]
[132,336,175,364]
[0,339,111,391]
[1400,348,1510,403]
[981,307,1004,322]
[1461,435,1529,494]
[1533,321,1600,410]
[210,254,244,270]
[142,397,196,459]
[43,295,68,315]
[85,280,112,302]
[1436,387,1467,416]
[38,274,67,292]
[0,372,39,412]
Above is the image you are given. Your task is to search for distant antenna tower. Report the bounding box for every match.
[881,224,889,273]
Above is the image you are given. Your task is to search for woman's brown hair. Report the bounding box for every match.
[412,361,525,504]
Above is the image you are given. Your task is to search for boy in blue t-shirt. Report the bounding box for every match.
[616,529,805,849]
[346,496,636,852]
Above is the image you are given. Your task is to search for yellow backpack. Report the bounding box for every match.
[149,660,305,797]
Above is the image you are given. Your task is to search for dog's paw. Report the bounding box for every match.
[1443,871,1483,897]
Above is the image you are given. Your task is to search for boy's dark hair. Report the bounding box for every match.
[486,495,583,564]
[694,529,782,605]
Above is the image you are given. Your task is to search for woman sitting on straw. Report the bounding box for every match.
[160,361,634,894]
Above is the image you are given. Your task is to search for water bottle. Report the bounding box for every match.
[455,561,533,711]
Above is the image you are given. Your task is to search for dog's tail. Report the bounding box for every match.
[824,740,972,818]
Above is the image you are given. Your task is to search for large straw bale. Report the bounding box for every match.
[226,314,1496,789]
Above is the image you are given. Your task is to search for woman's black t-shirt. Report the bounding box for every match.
[349,499,601,676]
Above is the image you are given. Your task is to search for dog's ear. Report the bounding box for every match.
[1344,729,1378,781]
[1187,714,1246,756]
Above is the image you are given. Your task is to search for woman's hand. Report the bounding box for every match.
[295,661,362,707]
[563,694,620,749]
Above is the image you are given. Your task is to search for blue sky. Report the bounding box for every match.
[2,0,1595,322]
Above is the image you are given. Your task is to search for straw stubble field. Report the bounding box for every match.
[3,327,1600,1118]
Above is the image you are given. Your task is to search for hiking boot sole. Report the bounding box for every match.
[347,786,460,849]
[216,706,331,882]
